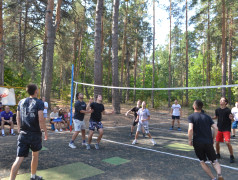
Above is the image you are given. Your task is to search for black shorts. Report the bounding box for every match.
[172,116,180,120]
[132,120,138,126]
[193,141,216,162]
[17,132,42,157]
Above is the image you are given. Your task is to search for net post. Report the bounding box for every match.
[70,64,74,132]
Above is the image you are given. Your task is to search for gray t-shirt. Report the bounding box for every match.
[138,108,150,124]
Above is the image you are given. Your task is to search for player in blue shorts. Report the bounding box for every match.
[9,84,48,180]
[86,95,114,150]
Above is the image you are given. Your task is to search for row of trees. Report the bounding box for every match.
[0,0,237,112]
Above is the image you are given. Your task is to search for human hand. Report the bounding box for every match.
[89,98,93,104]
[188,140,193,146]
[229,114,233,120]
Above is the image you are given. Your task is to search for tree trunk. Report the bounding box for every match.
[22,1,28,64]
[125,50,130,102]
[185,0,189,105]
[111,0,120,113]
[41,34,47,98]
[0,0,3,85]
[168,0,172,108]
[120,2,128,102]
[228,10,233,104]
[206,0,211,85]
[18,2,22,64]
[133,32,138,104]
[151,0,155,108]
[94,0,103,99]
[142,48,146,97]
[221,0,226,97]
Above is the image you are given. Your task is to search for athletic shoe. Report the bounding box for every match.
[151,139,156,146]
[178,127,181,131]
[132,139,137,145]
[95,143,99,150]
[69,143,76,149]
[11,133,16,136]
[30,175,43,180]
[55,129,58,132]
[60,129,63,132]
[230,155,235,163]
[86,144,91,150]
[82,142,87,146]
[216,153,221,159]
[169,127,173,130]
[143,133,146,138]
[2,134,5,137]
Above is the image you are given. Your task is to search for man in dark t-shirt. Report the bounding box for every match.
[126,100,145,137]
[86,94,114,150]
[10,84,48,180]
[213,97,235,163]
[69,92,92,149]
[188,100,224,180]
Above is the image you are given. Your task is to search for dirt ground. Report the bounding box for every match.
[0,104,238,180]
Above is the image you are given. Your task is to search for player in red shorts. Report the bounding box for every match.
[213,97,235,163]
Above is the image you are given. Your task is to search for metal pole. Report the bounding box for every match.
[70,64,74,132]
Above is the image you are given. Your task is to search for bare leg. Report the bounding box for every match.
[135,131,139,140]
[31,151,39,175]
[171,120,175,127]
[177,120,180,127]
[211,160,222,176]
[88,130,94,144]
[232,129,235,136]
[97,129,104,143]
[1,121,4,134]
[71,131,80,141]
[200,161,215,179]
[147,133,152,139]
[216,142,220,154]
[131,126,134,133]
[142,126,145,134]
[81,129,86,141]
[10,157,24,180]
[226,142,234,155]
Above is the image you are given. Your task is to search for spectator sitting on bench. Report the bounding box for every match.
[1,106,15,136]
[50,107,62,132]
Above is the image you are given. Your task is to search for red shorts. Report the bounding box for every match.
[216,131,231,143]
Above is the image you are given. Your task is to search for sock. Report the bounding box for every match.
[83,140,86,143]
[31,174,36,179]
[11,129,14,134]
[70,140,74,144]
[2,129,4,135]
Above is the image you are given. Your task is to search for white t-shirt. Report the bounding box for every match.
[43,102,48,114]
[138,108,150,124]
[171,104,181,116]
[231,107,238,121]
[50,112,58,119]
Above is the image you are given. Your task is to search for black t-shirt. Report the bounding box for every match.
[188,112,214,144]
[74,100,86,121]
[0,101,2,111]
[17,97,44,134]
[90,102,105,122]
[131,107,140,120]
[215,107,232,132]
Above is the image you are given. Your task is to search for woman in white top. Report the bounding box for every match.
[231,102,238,137]
[132,101,156,146]
[169,99,182,131]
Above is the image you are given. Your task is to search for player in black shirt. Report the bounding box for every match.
[188,100,224,180]
[125,100,145,137]
[86,94,114,150]
[213,97,235,163]
[10,84,48,180]
[69,92,92,149]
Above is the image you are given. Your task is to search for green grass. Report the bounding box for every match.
[102,157,130,165]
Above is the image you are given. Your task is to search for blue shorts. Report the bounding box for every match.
[232,121,238,129]
[89,121,103,131]
[17,132,42,157]
[172,115,180,120]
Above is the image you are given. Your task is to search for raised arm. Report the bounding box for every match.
[38,110,48,140]
[125,109,132,116]
[102,109,114,115]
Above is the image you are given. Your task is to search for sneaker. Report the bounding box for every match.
[169,127,173,130]
[82,142,87,146]
[143,133,146,138]
[95,143,99,150]
[151,139,156,146]
[216,153,221,159]
[2,134,5,137]
[69,143,76,149]
[60,129,63,132]
[11,133,16,136]
[132,139,137,145]
[55,129,58,132]
[230,155,235,163]
[30,175,43,180]
[178,127,182,131]
[86,144,91,150]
